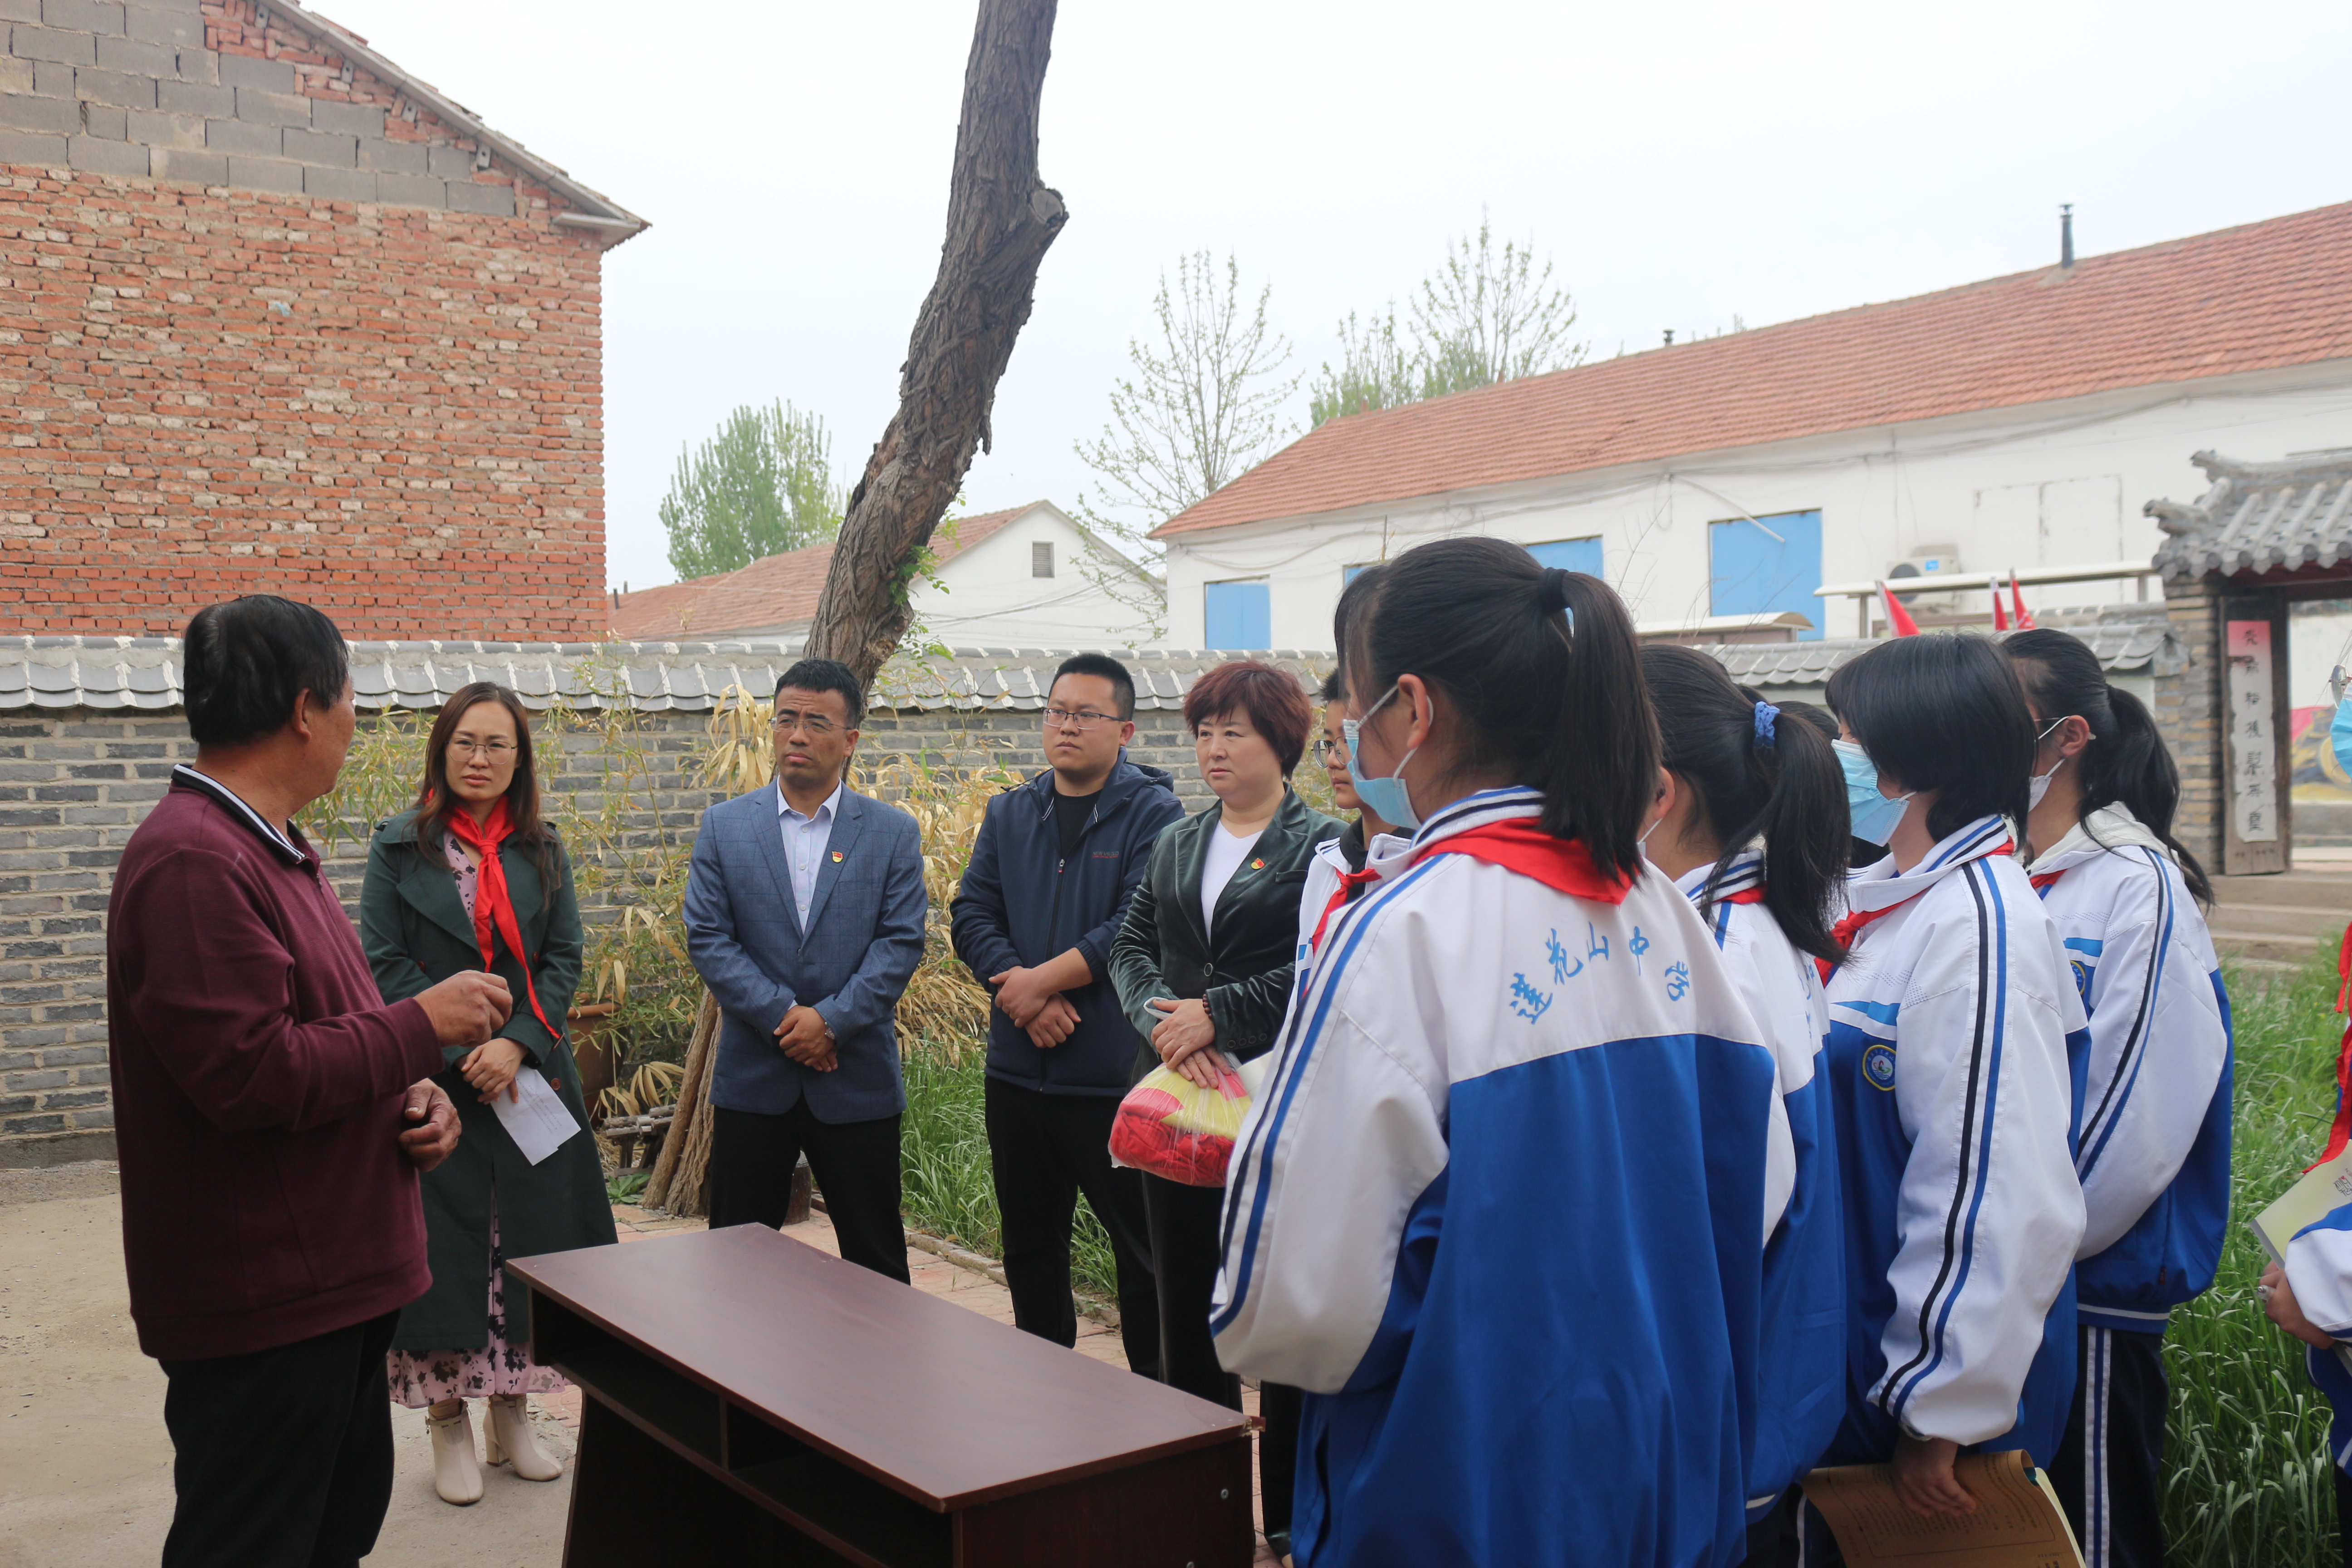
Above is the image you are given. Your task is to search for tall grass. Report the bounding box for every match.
[2166,946,2346,1565]
[901,1043,1119,1303]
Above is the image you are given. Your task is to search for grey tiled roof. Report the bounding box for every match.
[2150,449,2352,579]
[0,639,1334,713]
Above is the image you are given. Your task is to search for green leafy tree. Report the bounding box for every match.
[1308,215,1587,426]
[659,401,844,580]
[1073,252,1300,637]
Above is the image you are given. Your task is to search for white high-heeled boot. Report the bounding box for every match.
[484,1394,564,1481]
[426,1405,482,1505]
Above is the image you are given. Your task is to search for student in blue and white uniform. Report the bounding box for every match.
[1999,628,2230,1568]
[1641,645,1849,1557]
[1813,635,2088,1534]
[1296,570,1413,980]
[2260,1201,2352,1564]
[1215,537,1792,1567]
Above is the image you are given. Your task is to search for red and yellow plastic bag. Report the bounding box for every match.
[1109,1063,1253,1187]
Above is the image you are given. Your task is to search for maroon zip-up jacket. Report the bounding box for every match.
[107,768,444,1361]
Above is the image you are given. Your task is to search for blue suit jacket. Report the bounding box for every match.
[683,781,927,1122]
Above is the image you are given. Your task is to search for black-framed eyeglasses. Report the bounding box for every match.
[770,710,840,736]
[448,738,517,760]
[1313,737,1349,763]
[1043,706,1120,731]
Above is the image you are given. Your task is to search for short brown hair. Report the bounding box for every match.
[1182,660,1313,777]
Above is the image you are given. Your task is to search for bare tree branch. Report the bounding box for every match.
[803,0,1067,685]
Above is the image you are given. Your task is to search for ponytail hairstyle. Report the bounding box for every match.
[1826,634,2035,846]
[2001,627,2215,904]
[1642,645,1848,963]
[1346,536,1657,880]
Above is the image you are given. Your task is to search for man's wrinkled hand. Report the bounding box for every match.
[1024,995,1080,1049]
[416,971,513,1047]
[398,1079,461,1172]
[778,1005,838,1072]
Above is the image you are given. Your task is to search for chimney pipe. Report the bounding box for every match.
[2060,204,2074,268]
[1663,329,1675,347]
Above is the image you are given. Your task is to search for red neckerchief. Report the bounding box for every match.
[2029,871,2064,893]
[1309,867,1385,954]
[2318,919,2352,1171]
[1815,839,2012,984]
[1722,885,1767,906]
[441,797,559,1041]
[1408,819,1632,904]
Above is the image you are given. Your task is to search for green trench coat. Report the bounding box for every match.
[359,809,617,1352]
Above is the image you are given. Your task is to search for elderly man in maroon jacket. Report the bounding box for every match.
[108,596,512,1568]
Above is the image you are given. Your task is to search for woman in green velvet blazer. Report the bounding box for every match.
[358,681,615,1507]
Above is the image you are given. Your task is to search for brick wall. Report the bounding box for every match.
[2158,577,2223,873]
[0,0,623,639]
[0,701,1215,1167]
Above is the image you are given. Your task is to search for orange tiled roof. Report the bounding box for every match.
[1154,201,2352,539]
[610,506,1026,642]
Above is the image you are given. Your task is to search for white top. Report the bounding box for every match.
[776,778,845,929]
[1200,823,1264,938]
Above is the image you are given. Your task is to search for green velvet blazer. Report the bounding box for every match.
[359,808,616,1352]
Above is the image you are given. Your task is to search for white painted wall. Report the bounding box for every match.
[1159,362,2352,649]
[912,502,1160,651]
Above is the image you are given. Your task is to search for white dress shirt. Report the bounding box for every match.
[776,779,845,930]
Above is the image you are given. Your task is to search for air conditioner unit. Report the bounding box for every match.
[1886,546,1963,613]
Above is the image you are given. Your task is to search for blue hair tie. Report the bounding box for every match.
[1752,701,1779,749]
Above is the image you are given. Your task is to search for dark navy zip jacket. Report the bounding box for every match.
[950,755,1186,1095]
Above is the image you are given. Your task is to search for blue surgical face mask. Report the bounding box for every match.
[1343,682,1423,832]
[1834,738,1914,846]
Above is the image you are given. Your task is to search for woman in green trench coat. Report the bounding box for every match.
[359,681,616,1507]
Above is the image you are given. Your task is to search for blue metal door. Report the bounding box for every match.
[1204,579,1271,649]
[1708,510,1823,641]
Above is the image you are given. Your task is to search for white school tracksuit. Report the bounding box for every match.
[1672,849,1847,1524]
[1818,815,2088,1479]
[2027,804,2232,1567]
[1214,787,1796,1568]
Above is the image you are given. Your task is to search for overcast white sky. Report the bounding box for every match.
[325,0,2352,593]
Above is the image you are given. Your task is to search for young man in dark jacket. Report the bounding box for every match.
[950,654,1184,1374]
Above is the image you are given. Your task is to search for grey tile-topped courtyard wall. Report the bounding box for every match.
[0,627,2191,1164]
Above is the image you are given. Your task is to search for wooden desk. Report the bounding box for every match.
[510,1225,1254,1568]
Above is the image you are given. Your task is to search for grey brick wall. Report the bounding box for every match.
[0,0,523,212]
[0,702,1209,1166]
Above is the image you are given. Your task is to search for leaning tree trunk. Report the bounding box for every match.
[652,0,1065,1215]
[802,0,1067,684]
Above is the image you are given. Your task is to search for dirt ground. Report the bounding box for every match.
[0,1163,1279,1567]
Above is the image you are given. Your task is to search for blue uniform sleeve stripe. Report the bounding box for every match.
[1885,860,2010,1416]
[1210,857,1447,1336]
[2077,848,2173,1177]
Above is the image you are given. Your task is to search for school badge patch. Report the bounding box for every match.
[1862,1042,1898,1091]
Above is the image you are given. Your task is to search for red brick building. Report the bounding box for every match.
[0,0,642,639]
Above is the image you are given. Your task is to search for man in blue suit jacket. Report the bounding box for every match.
[683,658,927,1281]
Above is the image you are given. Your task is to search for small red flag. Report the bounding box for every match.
[2010,574,2037,631]
[1991,584,2009,632]
[1877,580,1921,637]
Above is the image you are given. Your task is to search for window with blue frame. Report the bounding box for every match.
[1526,537,1604,577]
[1204,579,1271,649]
[1708,510,1823,642]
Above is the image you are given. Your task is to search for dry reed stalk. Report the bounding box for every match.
[644,990,721,1214]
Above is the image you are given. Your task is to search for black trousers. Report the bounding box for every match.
[158,1310,399,1568]
[982,1077,1160,1380]
[710,1102,911,1284]
[1139,1171,1240,1411]
[2048,1324,2168,1568]
[2337,1463,2352,1568]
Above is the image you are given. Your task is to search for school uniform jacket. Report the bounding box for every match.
[1822,816,2088,1468]
[1673,849,1847,1520]
[2028,804,2232,1334]
[2279,1204,2352,1470]
[1215,787,1788,1568]
[1293,823,1412,967]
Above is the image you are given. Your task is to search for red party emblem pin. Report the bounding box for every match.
[1249,857,1266,870]
[831,850,844,862]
